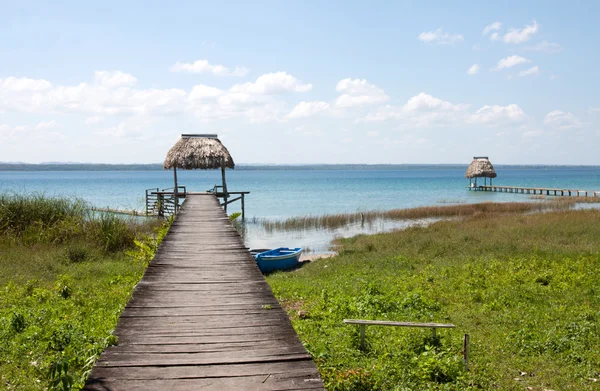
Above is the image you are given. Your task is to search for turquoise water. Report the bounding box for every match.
[2,166,599,252]
[2,166,599,219]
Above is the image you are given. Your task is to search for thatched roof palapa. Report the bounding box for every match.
[465,156,497,179]
[164,134,235,170]
[163,135,235,212]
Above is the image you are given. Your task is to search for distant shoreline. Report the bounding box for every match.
[2,163,600,172]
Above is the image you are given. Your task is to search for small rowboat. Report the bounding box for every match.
[252,247,303,273]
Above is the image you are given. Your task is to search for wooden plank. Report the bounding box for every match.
[85,194,322,390]
[85,375,323,391]
[88,360,319,380]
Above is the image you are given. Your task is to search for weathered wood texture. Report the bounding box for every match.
[85,194,323,391]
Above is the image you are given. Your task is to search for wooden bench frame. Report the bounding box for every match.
[343,319,455,351]
[343,319,470,370]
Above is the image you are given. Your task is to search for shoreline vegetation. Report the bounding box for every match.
[267,207,600,390]
[259,198,600,232]
[2,193,600,390]
[0,194,168,390]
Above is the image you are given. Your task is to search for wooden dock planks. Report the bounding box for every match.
[473,185,598,197]
[85,194,323,391]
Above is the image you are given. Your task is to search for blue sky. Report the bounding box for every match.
[1,1,599,164]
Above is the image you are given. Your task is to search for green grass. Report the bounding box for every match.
[266,209,600,390]
[0,194,166,390]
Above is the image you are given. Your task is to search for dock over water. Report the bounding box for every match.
[85,194,323,390]
[471,185,598,197]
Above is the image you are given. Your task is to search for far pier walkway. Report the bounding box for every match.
[85,194,323,390]
[472,185,598,197]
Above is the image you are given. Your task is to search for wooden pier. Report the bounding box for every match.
[471,185,598,197]
[85,194,323,390]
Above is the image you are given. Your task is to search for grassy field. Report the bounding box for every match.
[0,194,167,390]
[266,208,600,390]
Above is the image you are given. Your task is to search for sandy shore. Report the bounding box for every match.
[300,253,336,262]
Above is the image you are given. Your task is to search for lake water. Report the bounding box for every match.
[2,165,599,252]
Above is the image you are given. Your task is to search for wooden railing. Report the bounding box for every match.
[145,186,186,218]
[207,185,250,218]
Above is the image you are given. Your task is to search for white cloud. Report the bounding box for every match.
[364,92,524,128]
[467,64,480,75]
[544,110,583,130]
[468,104,525,124]
[0,76,52,91]
[483,22,502,36]
[518,66,539,77]
[334,78,389,108]
[96,117,155,139]
[85,116,105,126]
[0,121,63,141]
[231,72,312,94]
[403,92,468,112]
[0,124,17,138]
[287,101,330,119]
[94,71,137,87]
[418,28,464,44]
[490,32,500,41]
[188,84,224,100]
[367,130,379,137]
[35,120,59,130]
[0,70,191,117]
[186,72,312,123]
[170,59,249,77]
[525,41,563,53]
[495,55,531,70]
[503,21,539,44]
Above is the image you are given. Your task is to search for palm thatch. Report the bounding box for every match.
[164,134,234,170]
[465,156,497,178]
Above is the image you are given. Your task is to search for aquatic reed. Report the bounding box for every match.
[259,200,576,232]
[0,193,159,251]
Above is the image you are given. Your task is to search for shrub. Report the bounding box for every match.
[91,213,137,253]
[0,194,87,235]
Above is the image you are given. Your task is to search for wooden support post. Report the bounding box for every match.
[241,194,245,221]
[359,324,366,351]
[158,193,164,218]
[173,166,179,213]
[221,166,228,214]
[463,334,470,371]
[432,327,437,340]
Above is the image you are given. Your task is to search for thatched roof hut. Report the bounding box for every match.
[465,157,496,179]
[465,156,496,186]
[164,134,234,170]
[164,134,235,209]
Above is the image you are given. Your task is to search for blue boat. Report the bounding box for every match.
[253,247,303,273]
